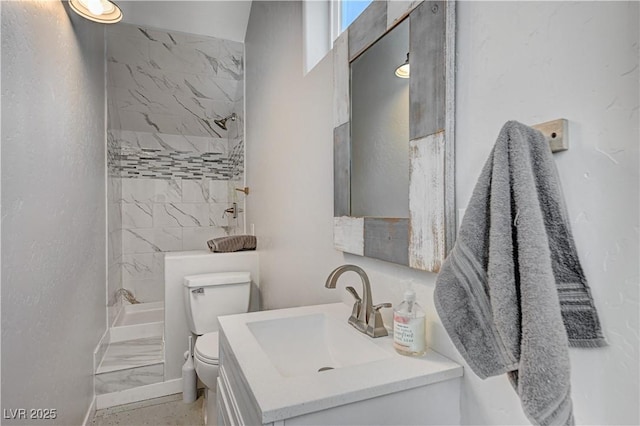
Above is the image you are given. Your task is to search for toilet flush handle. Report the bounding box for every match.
[191,288,204,294]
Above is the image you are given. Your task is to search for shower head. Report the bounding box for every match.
[214,113,237,131]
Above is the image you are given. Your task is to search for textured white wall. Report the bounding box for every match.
[453,3,639,424]
[245,1,639,425]
[245,1,344,310]
[1,1,106,424]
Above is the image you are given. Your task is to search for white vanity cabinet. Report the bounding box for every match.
[217,363,461,425]
[216,303,463,426]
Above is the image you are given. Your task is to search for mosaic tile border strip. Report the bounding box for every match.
[109,142,244,180]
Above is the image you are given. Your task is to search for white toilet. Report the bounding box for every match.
[183,271,251,424]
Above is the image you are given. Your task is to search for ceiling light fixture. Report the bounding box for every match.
[69,0,122,24]
[395,52,410,79]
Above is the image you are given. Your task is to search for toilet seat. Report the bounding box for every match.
[195,332,219,365]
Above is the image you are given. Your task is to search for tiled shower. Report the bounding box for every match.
[100,22,245,398]
[107,23,245,320]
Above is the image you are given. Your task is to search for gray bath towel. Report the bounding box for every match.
[435,121,606,426]
[207,235,257,253]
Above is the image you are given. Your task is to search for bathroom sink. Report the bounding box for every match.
[246,313,392,377]
[217,303,463,424]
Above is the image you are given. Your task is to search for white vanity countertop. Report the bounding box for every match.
[218,303,463,424]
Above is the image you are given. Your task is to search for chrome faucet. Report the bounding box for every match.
[325,265,391,338]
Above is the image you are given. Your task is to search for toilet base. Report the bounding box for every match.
[203,387,217,425]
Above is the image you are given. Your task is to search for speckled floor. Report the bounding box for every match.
[92,393,205,426]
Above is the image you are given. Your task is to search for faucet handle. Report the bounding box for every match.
[373,303,392,310]
[366,302,392,338]
[345,286,364,331]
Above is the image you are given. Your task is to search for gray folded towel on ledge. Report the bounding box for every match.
[207,235,257,253]
[435,121,606,426]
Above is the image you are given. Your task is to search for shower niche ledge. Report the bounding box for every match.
[217,303,462,426]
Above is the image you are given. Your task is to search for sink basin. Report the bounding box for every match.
[247,313,392,377]
[218,303,463,424]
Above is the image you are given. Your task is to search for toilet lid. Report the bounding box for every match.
[195,332,219,363]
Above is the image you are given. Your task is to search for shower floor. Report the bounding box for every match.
[95,301,166,400]
[114,301,164,327]
[111,302,164,342]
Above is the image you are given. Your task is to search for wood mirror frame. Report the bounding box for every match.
[333,0,456,272]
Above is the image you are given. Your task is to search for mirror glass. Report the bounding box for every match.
[349,19,409,218]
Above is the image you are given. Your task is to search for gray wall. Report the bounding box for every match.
[1,1,106,424]
[245,1,639,425]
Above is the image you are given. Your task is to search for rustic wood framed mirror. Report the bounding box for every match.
[333,0,455,272]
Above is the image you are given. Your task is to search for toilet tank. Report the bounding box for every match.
[183,271,251,335]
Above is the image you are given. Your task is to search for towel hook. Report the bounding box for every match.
[532,119,569,153]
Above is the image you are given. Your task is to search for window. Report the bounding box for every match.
[303,0,373,74]
[340,0,373,31]
[303,0,332,73]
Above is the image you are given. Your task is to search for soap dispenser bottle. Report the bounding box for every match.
[393,289,426,356]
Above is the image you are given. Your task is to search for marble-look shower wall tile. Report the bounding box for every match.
[124,278,165,303]
[172,179,230,204]
[113,129,164,151]
[114,130,220,154]
[121,179,156,203]
[107,33,150,68]
[232,103,244,139]
[122,202,153,229]
[182,179,211,203]
[209,138,228,155]
[153,203,209,228]
[108,63,241,105]
[154,134,212,153]
[121,253,164,281]
[210,203,233,227]
[121,178,182,204]
[182,74,241,102]
[122,228,182,254]
[183,226,230,251]
[209,100,236,123]
[227,181,240,204]
[117,110,224,139]
[148,37,220,76]
[107,62,157,92]
[107,23,245,306]
[111,86,222,129]
[209,180,229,203]
[109,86,193,117]
[218,39,244,80]
[108,23,243,138]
